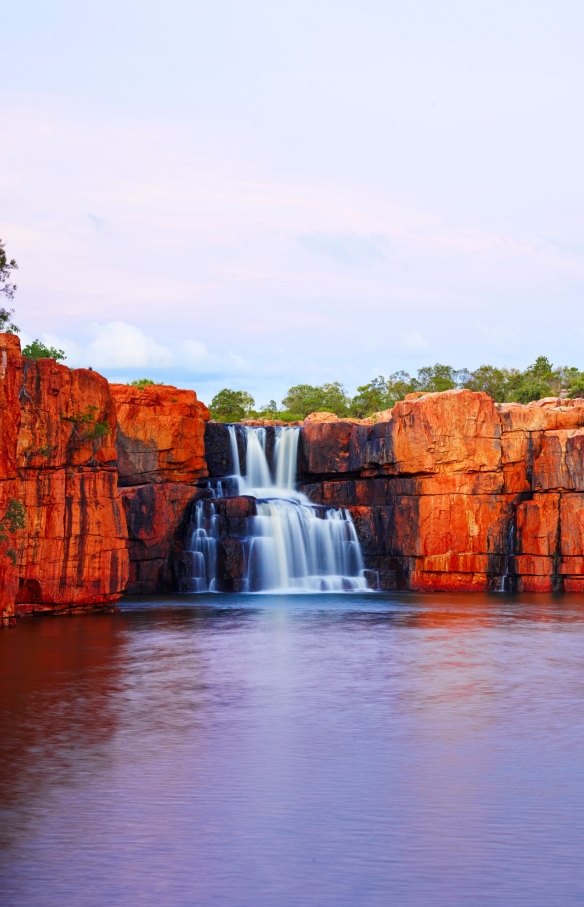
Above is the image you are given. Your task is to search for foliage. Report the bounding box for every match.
[281,382,350,419]
[0,498,25,565]
[0,307,19,334]
[210,388,256,422]
[462,365,512,402]
[212,356,584,423]
[63,405,109,441]
[129,378,158,390]
[0,239,18,304]
[351,372,413,416]
[411,363,467,394]
[22,339,66,361]
[257,400,281,418]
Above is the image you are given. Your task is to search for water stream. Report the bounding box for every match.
[187,426,367,593]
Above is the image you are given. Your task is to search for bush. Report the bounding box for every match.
[282,382,350,418]
[210,389,256,422]
[128,378,159,390]
[0,498,25,565]
[22,339,66,361]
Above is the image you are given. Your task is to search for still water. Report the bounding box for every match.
[2,592,584,906]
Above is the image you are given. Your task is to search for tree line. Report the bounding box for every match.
[210,358,584,422]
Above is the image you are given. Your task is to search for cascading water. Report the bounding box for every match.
[185,425,368,593]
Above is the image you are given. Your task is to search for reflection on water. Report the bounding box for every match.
[2,593,584,906]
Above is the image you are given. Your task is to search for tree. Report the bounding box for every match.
[129,378,157,390]
[258,400,280,417]
[411,363,465,393]
[350,372,414,417]
[463,365,510,402]
[0,498,25,565]
[506,356,554,403]
[0,239,18,303]
[22,339,66,361]
[210,388,255,422]
[567,372,584,399]
[282,382,350,418]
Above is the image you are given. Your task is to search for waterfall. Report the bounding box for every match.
[186,425,368,593]
[499,521,516,593]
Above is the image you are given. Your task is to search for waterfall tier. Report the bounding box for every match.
[186,425,368,593]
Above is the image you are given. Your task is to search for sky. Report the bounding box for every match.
[1,0,584,408]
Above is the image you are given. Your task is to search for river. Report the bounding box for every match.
[2,591,584,906]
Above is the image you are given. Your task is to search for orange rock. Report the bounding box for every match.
[515,494,559,556]
[367,389,501,476]
[303,411,340,424]
[560,494,584,556]
[0,334,129,622]
[532,429,584,491]
[110,384,210,485]
[15,468,129,611]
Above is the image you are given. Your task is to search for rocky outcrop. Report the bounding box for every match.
[110,384,210,485]
[121,483,204,594]
[5,330,584,620]
[297,390,584,591]
[0,334,129,623]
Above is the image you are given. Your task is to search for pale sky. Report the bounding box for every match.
[2,0,584,407]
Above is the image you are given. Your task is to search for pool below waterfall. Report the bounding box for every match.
[2,591,584,906]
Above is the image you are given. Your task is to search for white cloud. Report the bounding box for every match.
[85,322,173,368]
[21,322,254,378]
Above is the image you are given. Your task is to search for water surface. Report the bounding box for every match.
[2,592,584,906]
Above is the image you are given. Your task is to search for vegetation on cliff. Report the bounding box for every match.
[22,339,67,361]
[211,357,584,421]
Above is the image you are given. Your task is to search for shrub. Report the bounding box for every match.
[22,339,66,361]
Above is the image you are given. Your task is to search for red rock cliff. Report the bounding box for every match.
[299,389,584,592]
[110,384,209,485]
[0,334,129,624]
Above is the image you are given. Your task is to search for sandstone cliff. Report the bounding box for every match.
[110,384,209,485]
[0,334,129,623]
[298,390,584,592]
[4,331,584,621]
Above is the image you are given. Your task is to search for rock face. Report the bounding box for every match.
[5,333,584,621]
[298,390,584,592]
[110,384,209,485]
[0,334,129,623]
[121,483,204,594]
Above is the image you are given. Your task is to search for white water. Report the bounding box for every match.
[186,426,368,593]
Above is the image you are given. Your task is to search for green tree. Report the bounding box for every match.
[22,339,66,361]
[506,356,554,403]
[463,365,510,402]
[0,498,25,565]
[210,388,256,422]
[411,363,465,393]
[258,400,280,418]
[282,382,349,418]
[0,239,18,303]
[566,369,584,399]
[129,378,158,390]
[350,371,413,416]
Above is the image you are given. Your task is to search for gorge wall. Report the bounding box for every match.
[205,392,584,593]
[297,391,584,593]
[3,328,584,624]
[0,334,128,623]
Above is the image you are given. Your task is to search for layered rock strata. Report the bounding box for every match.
[298,390,584,592]
[4,329,584,621]
[0,334,129,623]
